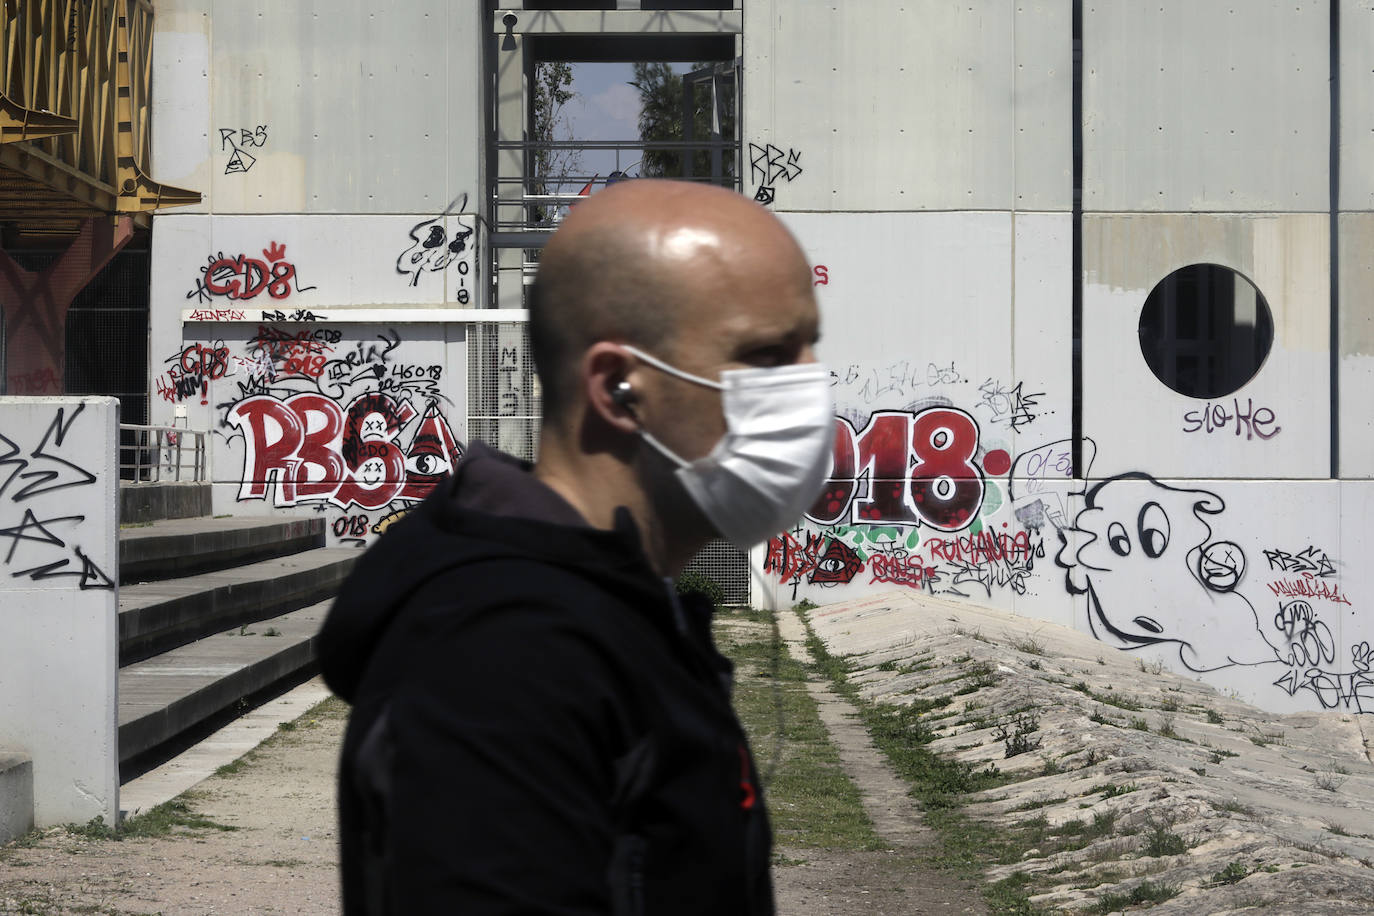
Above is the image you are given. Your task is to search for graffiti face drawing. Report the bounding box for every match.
[1055,473,1278,672]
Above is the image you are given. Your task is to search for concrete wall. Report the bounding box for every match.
[151,1,490,543]
[745,0,1372,718]
[0,398,119,827]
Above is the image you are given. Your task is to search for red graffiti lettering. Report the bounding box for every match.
[1268,574,1352,606]
[807,407,986,531]
[868,554,937,588]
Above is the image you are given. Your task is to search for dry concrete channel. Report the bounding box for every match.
[800,591,1374,914]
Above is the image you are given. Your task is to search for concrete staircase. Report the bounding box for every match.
[117,484,358,775]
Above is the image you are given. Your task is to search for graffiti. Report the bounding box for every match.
[828,360,965,405]
[186,242,317,304]
[220,125,267,175]
[764,530,865,600]
[1056,473,1279,672]
[6,367,61,395]
[396,193,477,302]
[748,142,802,206]
[807,407,988,531]
[812,265,829,286]
[227,393,461,511]
[0,404,114,589]
[1198,540,1245,592]
[1181,398,1280,441]
[976,378,1045,431]
[331,515,372,539]
[186,308,246,321]
[926,528,1036,566]
[1268,574,1352,606]
[207,326,460,535]
[1263,546,1337,578]
[153,342,231,405]
[1274,640,1374,713]
[868,551,938,590]
[261,308,322,322]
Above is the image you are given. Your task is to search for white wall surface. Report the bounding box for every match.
[0,398,118,827]
[152,0,484,215]
[1081,213,1330,480]
[743,0,1072,211]
[1082,0,1329,212]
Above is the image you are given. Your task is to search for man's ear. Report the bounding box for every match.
[583,342,641,434]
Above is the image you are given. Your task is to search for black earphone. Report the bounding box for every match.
[611,380,634,405]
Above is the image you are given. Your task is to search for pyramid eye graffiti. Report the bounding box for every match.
[1138,501,1170,559]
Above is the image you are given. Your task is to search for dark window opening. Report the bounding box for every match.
[1138,263,1274,399]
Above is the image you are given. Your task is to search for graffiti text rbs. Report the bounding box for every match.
[228,391,439,510]
[808,407,986,531]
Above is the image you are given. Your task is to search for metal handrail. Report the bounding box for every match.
[119,424,208,483]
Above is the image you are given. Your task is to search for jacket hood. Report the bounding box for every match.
[318,442,674,701]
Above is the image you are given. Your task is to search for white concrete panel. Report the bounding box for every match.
[1059,477,1356,715]
[1083,1,1329,212]
[1013,1,1073,211]
[0,398,119,827]
[1012,212,1073,457]
[745,0,1069,211]
[1082,214,1330,480]
[162,214,481,319]
[1340,1,1374,210]
[182,322,467,548]
[1338,213,1374,477]
[152,0,212,214]
[780,211,1015,392]
[149,215,213,429]
[204,0,482,214]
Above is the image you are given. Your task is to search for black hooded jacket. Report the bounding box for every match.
[319,442,773,915]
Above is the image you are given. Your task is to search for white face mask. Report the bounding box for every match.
[621,344,834,549]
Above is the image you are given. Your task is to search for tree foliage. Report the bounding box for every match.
[529,61,582,224]
[629,62,735,181]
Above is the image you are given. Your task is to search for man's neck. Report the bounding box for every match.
[533,439,671,575]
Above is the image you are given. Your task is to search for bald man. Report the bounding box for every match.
[321,181,832,915]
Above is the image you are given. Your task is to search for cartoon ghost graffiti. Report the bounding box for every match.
[1055,473,1280,672]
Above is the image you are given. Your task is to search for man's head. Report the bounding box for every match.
[528,180,821,570]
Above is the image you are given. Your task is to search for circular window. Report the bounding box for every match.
[1137,263,1274,399]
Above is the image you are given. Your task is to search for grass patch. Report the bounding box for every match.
[714,611,884,851]
[1090,880,1179,913]
[1205,709,1225,725]
[63,797,236,841]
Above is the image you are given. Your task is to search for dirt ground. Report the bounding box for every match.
[0,682,982,916]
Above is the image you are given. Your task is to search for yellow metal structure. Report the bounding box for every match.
[0,0,198,237]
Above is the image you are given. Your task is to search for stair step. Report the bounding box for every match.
[118,601,332,764]
[117,548,359,666]
[119,516,325,583]
[120,482,212,525]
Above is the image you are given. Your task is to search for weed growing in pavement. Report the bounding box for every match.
[1210,749,1239,763]
[62,798,236,841]
[1141,816,1190,857]
[1314,764,1348,793]
[1210,861,1251,885]
[993,712,1043,758]
[1128,717,1149,731]
[1216,798,1257,816]
[1090,880,1179,913]
[1009,634,1047,656]
[1092,782,1139,799]
[1205,708,1225,724]
[1136,657,1164,676]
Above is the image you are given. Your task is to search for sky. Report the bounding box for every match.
[549,62,692,193]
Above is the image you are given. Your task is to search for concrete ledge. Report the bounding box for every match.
[117,548,358,665]
[0,753,34,844]
[118,602,330,763]
[120,482,212,525]
[119,516,326,583]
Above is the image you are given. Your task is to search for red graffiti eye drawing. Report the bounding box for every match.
[400,405,464,501]
[808,538,863,585]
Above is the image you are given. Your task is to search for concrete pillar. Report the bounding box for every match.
[0,397,119,827]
